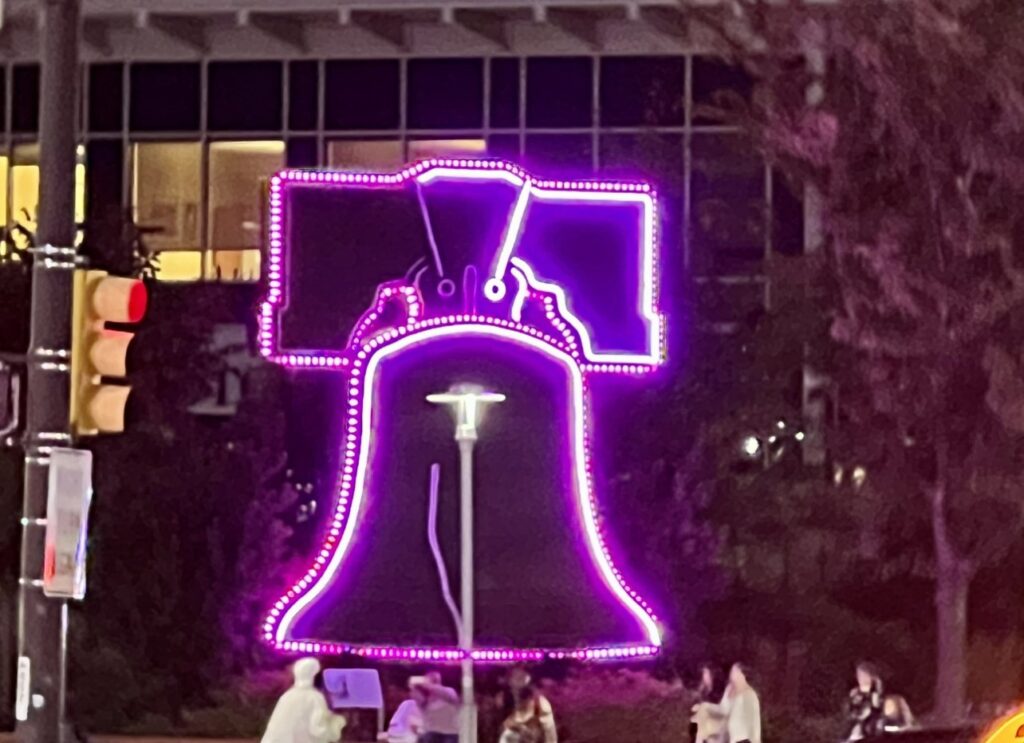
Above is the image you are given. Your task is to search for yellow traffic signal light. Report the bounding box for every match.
[70,269,148,435]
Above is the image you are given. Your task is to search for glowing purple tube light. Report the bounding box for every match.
[259,159,666,663]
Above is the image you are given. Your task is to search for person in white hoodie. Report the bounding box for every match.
[383,677,428,743]
[262,658,347,743]
[697,663,761,743]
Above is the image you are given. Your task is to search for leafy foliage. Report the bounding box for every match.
[65,283,300,730]
[695,0,1024,720]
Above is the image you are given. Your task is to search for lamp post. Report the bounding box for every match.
[426,384,505,743]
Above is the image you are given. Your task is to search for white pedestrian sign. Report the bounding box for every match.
[43,448,93,600]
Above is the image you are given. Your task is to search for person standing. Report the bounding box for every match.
[384,679,427,743]
[261,658,347,743]
[701,663,761,743]
[414,672,461,743]
[499,686,555,743]
[689,664,721,743]
[845,662,884,741]
[880,694,916,733]
[498,668,534,723]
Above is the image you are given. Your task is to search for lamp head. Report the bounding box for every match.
[426,383,505,442]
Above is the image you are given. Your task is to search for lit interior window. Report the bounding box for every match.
[132,142,202,252]
[207,249,259,283]
[132,142,204,282]
[154,250,203,282]
[327,140,403,171]
[9,144,86,251]
[408,139,487,161]
[207,140,284,282]
[0,156,9,258]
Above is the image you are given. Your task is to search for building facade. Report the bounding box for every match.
[0,0,804,329]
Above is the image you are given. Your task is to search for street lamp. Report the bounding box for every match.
[426,383,505,743]
[740,420,806,470]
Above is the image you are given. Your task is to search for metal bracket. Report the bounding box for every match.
[38,362,70,372]
[0,366,21,438]
[37,431,71,441]
[30,244,77,257]
[32,348,71,360]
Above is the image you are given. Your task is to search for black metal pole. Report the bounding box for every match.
[16,2,80,742]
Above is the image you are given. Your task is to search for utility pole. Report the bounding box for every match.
[16,1,81,742]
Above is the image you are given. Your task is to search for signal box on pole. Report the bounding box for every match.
[69,269,147,436]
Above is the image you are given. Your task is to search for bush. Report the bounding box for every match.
[544,669,688,743]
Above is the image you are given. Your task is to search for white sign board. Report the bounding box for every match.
[15,656,30,721]
[43,448,93,600]
[323,669,384,711]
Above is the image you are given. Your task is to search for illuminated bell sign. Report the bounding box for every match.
[258,160,666,663]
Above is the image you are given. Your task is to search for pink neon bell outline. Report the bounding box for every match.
[259,160,666,662]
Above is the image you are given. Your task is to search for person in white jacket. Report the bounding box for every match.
[696,663,761,743]
[262,658,347,743]
[383,678,428,743]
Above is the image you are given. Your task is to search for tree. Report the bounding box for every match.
[699,0,1024,721]
[68,283,300,732]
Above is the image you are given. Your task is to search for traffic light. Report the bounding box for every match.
[70,269,148,435]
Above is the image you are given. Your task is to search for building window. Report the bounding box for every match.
[12,65,40,133]
[208,247,262,284]
[407,59,484,130]
[8,143,86,250]
[692,55,753,126]
[328,140,404,170]
[153,251,203,282]
[288,61,319,132]
[325,60,400,131]
[0,72,7,139]
[207,140,284,281]
[599,133,683,185]
[0,155,9,257]
[772,170,805,258]
[487,135,520,162]
[407,139,486,161]
[690,133,767,276]
[524,134,593,178]
[88,64,123,133]
[130,63,201,132]
[132,142,202,251]
[208,61,283,132]
[526,57,593,129]
[6,53,789,303]
[489,58,520,129]
[132,142,202,281]
[600,57,685,127]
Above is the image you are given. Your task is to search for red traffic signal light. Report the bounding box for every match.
[70,270,148,435]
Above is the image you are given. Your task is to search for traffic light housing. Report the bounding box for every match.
[70,269,148,435]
